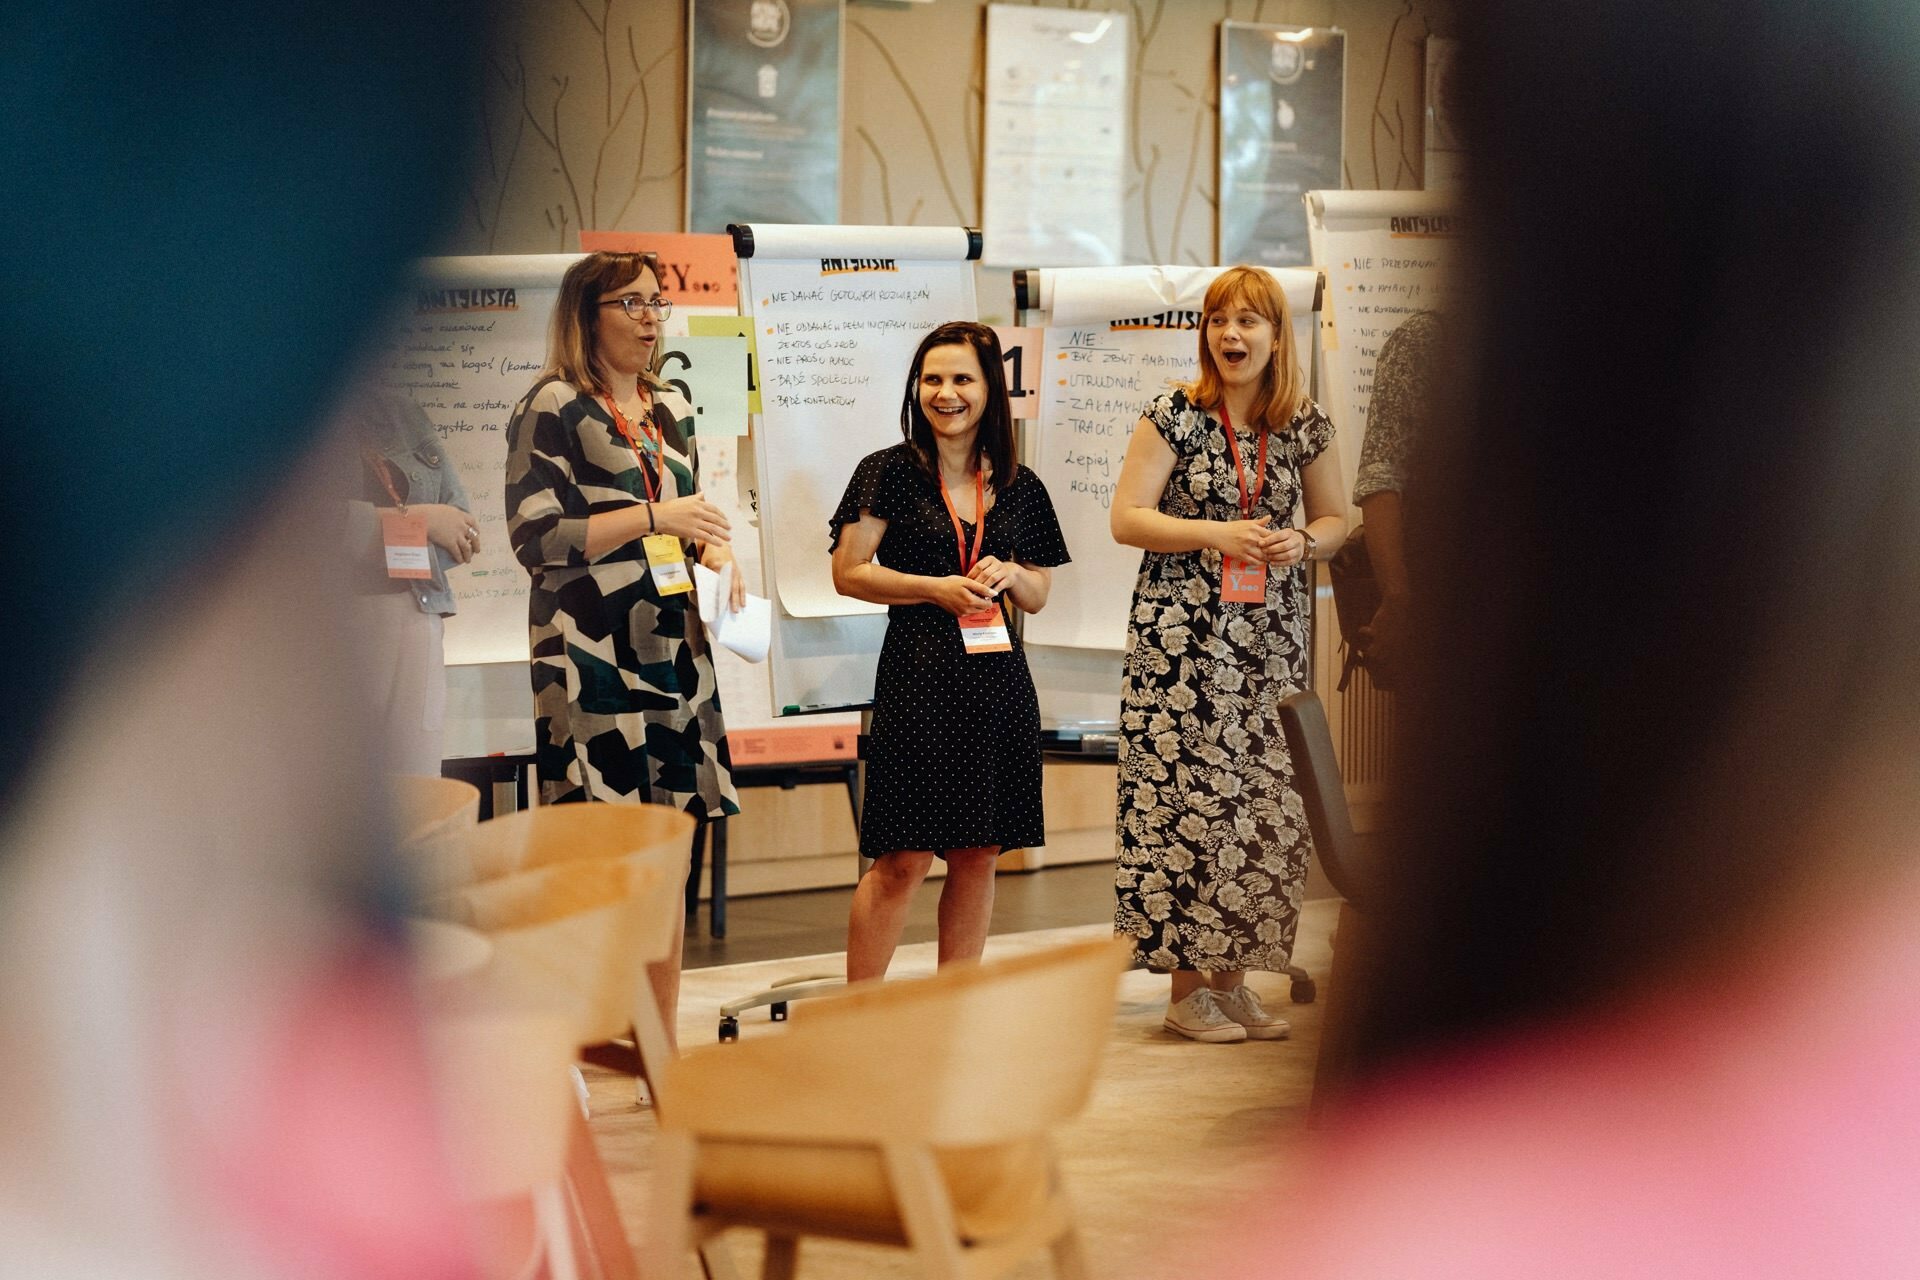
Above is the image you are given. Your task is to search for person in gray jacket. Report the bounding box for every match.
[343,387,478,773]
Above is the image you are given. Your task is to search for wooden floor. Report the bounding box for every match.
[683,855,1339,970]
[681,860,1119,969]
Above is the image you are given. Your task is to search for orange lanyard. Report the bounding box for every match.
[361,447,408,512]
[601,385,664,502]
[1220,404,1268,517]
[938,469,988,574]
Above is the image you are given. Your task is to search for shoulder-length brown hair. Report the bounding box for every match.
[1184,265,1306,434]
[899,321,1017,495]
[544,250,668,397]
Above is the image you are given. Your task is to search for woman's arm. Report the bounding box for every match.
[831,511,996,616]
[967,557,1052,613]
[580,492,731,561]
[1110,416,1282,563]
[1295,442,1350,561]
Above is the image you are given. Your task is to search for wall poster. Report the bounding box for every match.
[982,5,1129,267]
[687,0,842,233]
[1218,23,1345,268]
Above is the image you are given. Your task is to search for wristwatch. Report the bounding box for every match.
[1301,530,1319,562]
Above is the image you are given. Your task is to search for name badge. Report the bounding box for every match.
[379,509,432,579]
[958,606,1012,654]
[1222,557,1267,603]
[643,533,694,595]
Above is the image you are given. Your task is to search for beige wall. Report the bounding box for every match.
[450,0,1454,286]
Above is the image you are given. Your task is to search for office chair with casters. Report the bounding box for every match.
[1277,689,1382,1113]
[649,936,1133,1280]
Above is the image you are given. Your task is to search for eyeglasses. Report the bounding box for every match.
[599,294,673,319]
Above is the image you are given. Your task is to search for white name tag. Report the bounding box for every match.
[958,607,1012,654]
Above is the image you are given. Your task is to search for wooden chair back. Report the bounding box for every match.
[418,801,694,963]
[424,853,666,1051]
[391,774,480,862]
[663,936,1133,1147]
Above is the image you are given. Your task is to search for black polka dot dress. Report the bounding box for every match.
[830,443,1071,859]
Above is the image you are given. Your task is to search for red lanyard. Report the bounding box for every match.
[601,384,664,502]
[1220,404,1268,517]
[362,447,408,512]
[938,469,988,574]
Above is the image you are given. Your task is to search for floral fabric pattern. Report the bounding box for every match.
[1114,389,1336,972]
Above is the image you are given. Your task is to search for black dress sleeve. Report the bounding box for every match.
[829,445,910,550]
[1008,467,1071,567]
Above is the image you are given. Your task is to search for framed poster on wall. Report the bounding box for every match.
[1218,23,1345,267]
[687,0,842,232]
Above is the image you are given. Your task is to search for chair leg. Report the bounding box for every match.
[631,991,675,1111]
[760,1233,799,1280]
[534,1180,581,1280]
[699,1237,744,1280]
[686,821,707,923]
[709,817,728,939]
[563,1108,638,1280]
[881,1143,965,1280]
[645,1130,698,1280]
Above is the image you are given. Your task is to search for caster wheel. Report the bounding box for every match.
[1290,976,1318,1004]
[718,1016,739,1043]
[770,1002,789,1022]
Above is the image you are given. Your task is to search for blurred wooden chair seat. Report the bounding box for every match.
[425,1002,584,1280]
[649,936,1133,1280]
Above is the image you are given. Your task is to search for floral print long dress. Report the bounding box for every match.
[1114,388,1336,972]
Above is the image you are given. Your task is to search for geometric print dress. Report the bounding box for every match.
[503,374,740,818]
[1113,389,1336,972]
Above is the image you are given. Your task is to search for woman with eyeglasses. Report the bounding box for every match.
[505,248,741,829]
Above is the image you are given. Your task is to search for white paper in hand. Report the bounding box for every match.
[692,562,773,664]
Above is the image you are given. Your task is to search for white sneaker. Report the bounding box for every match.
[1214,985,1291,1040]
[1163,989,1248,1043]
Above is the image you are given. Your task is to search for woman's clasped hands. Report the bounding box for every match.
[1214,514,1308,566]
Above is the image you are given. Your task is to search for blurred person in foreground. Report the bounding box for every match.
[0,3,493,1277]
[1215,0,1920,1275]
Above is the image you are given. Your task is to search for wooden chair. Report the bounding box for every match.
[648,935,1133,1280]
[1276,690,1381,1115]
[420,801,695,1104]
[392,773,481,858]
[424,847,685,1280]
[424,1002,585,1280]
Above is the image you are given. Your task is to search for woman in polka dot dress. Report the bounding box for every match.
[829,322,1071,981]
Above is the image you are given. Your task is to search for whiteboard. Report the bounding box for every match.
[733,223,982,713]
[1304,190,1461,506]
[1017,265,1321,725]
